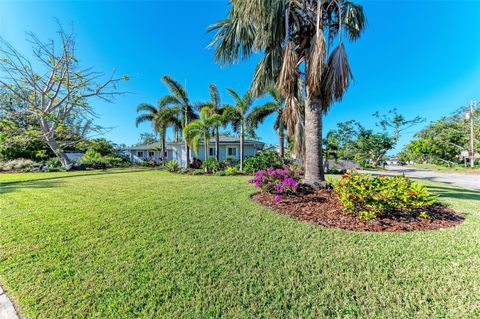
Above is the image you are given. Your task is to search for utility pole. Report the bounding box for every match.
[467,100,475,168]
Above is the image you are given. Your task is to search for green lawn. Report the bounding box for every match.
[0,169,479,318]
[409,163,480,174]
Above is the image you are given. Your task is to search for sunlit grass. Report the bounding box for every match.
[0,169,479,318]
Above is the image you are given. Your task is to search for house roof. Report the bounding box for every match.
[125,136,265,151]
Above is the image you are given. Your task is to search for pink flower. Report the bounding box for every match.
[274,195,282,203]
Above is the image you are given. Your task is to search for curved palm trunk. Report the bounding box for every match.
[278,117,285,160]
[204,135,209,172]
[239,123,244,172]
[215,126,220,161]
[303,95,325,186]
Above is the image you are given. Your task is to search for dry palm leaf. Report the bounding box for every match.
[306,31,326,95]
[321,42,352,112]
[277,41,299,98]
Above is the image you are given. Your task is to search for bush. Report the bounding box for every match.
[0,158,37,171]
[202,157,221,173]
[222,157,238,168]
[191,169,204,175]
[166,160,180,172]
[249,166,302,203]
[178,168,192,174]
[214,170,226,176]
[42,157,62,172]
[190,157,202,169]
[224,166,240,176]
[244,151,282,174]
[80,150,129,169]
[333,173,437,220]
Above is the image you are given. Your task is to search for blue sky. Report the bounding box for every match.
[1,0,479,153]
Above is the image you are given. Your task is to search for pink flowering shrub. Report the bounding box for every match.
[249,166,302,203]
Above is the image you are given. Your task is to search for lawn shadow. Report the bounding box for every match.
[0,169,155,195]
[427,185,480,202]
[0,179,62,194]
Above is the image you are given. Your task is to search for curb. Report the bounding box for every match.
[0,285,20,319]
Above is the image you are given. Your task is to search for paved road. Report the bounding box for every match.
[361,166,480,191]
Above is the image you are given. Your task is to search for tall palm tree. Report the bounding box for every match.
[198,84,226,161]
[135,103,181,165]
[183,107,222,170]
[159,75,198,167]
[209,0,366,186]
[224,88,276,171]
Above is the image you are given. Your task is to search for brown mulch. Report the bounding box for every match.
[251,189,464,232]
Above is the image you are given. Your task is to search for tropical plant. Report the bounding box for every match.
[224,166,240,176]
[202,157,221,173]
[183,108,222,171]
[209,0,366,186]
[248,166,302,203]
[166,160,180,172]
[223,88,276,171]
[135,103,181,165]
[198,84,227,161]
[159,76,198,166]
[334,173,437,220]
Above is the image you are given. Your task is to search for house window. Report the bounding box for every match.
[227,147,237,157]
[148,151,155,158]
[137,151,144,157]
[209,147,215,157]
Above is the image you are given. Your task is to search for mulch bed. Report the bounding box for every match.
[251,189,464,232]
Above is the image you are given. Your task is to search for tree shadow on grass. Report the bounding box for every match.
[0,179,62,194]
[0,168,154,186]
[0,169,155,195]
[427,185,480,202]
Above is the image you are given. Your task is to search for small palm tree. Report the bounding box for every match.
[198,84,226,161]
[159,75,198,166]
[224,88,276,171]
[135,103,180,165]
[262,86,287,160]
[183,108,222,170]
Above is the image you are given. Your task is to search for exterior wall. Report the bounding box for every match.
[128,142,262,166]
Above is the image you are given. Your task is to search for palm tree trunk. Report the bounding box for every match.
[304,94,325,186]
[162,134,167,166]
[240,123,244,172]
[185,109,190,167]
[215,126,220,161]
[204,135,209,172]
[278,117,285,160]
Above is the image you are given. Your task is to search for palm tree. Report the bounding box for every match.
[209,0,366,186]
[159,75,198,167]
[135,103,181,165]
[183,108,222,171]
[224,88,276,171]
[262,86,287,160]
[198,84,226,161]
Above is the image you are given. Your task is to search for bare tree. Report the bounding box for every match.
[0,23,128,166]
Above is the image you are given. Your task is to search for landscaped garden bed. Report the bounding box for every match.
[250,169,464,232]
[252,189,464,232]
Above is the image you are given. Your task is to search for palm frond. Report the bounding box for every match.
[306,31,326,95]
[161,75,189,106]
[342,1,367,41]
[277,41,298,98]
[209,83,221,107]
[136,103,157,114]
[135,114,154,127]
[157,95,179,109]
[246,102,277,130]
[321,43,352,112]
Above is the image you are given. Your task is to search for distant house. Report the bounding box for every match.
[125,136,265,167]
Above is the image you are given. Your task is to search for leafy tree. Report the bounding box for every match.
[352,129,393,166]
[209,0,366,186]
[136,133,158,146]
[159,76,198,166]
[183,108,222,170]
[223,88,276,171]
[135,103,181,165]
[0,23,128,166]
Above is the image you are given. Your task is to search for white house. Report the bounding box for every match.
[125,136,265,167]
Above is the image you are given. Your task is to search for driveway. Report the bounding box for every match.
[361,165,480,191]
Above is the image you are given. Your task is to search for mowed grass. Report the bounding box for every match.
[0,169,479,318]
